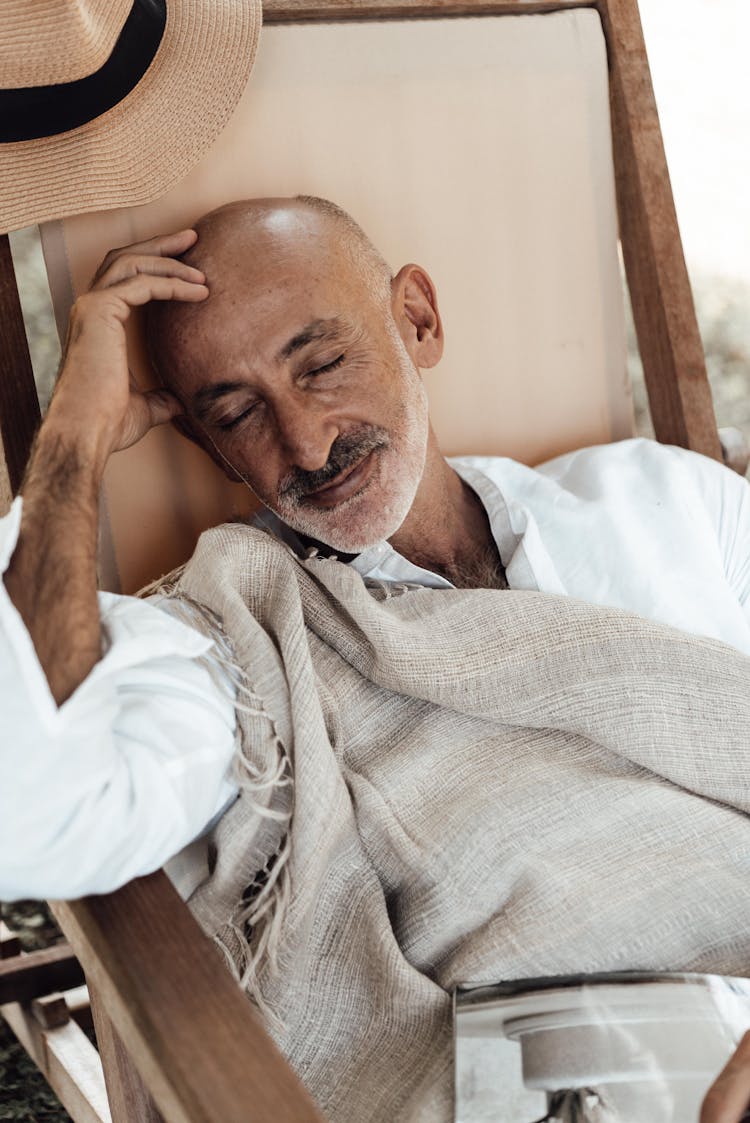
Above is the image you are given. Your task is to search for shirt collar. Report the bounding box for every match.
[253,457,566,594]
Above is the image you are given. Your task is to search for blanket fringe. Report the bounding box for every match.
[138,582,294,1018]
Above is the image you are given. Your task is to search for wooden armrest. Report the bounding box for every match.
[719,427,750,477]
[52,871,326,1123]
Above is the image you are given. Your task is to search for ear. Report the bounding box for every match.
[171,415,244,483]
[390,264,444,369]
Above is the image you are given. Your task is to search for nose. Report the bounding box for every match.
[273,397,338,472]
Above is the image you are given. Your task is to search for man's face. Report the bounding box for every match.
[169,213,430,553]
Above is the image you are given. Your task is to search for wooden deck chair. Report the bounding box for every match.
[0,0,739,1119]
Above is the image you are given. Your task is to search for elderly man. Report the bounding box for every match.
[2,196,750,1122]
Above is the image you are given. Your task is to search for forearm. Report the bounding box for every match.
[2,228,205,707]
[3,420,107,705]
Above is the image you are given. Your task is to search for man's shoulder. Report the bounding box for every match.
[449,435,745,518]
[455,438,741,498]
[449,441,650,502]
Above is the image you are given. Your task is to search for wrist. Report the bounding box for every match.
[22,420,110,510]
[39,404,116,479]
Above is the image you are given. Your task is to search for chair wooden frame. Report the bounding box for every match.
[0,0,727,1119]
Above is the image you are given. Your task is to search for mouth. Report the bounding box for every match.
[301,449,378,510]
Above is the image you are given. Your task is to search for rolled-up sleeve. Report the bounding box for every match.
[0,498,239,900]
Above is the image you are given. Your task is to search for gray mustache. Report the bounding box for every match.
[278,427,389,506]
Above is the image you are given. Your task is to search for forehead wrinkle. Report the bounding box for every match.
[279,316,348,362]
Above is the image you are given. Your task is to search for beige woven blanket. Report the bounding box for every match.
[166,524,750,1122]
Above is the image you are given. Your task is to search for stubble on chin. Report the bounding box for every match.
[273,362,430,553]
[274,449,391,553]
[277,428,428,554]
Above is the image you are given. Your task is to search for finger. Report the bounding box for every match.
[144,388,183,429]
[92,252,206,290]
[125,274,209,306]
[93,229,198,283]
[701,1033,750,1123]
[100,274,209,314]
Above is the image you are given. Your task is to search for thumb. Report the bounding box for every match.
[145,388,183,429]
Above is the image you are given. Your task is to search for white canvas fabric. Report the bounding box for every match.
[159,523,750,1123]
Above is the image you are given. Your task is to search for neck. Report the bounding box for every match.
[388,431,504,587]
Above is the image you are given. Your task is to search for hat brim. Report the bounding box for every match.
[0,0,262,234]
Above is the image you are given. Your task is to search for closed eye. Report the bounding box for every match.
[217,403,258,430]
[307,354,345,377]
[217,354,345,428]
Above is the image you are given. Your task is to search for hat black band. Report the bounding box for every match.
[0,0,167,144]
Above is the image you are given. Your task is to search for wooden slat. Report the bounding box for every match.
[600,0,722,459]
[89,988,166,1123]
[0,941,85,1005]
[263,0,595,22]
[0,232,42,493]
[52,872,327,1123]
[24,983,92,1031]
[1,999,111,1123]
[31,992,71,1029]
[63,984,93,1017]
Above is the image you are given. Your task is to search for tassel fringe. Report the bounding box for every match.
[138,577,294,1019]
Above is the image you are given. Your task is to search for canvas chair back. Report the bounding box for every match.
[42,8,633,593]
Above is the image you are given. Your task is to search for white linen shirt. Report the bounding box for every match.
[2,438,749,901]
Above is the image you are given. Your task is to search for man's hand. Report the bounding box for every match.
[701,1032,750,1123]
[48,228,208,460]
[3,228,208,704]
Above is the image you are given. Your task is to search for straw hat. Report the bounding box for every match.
[0,0,262,234]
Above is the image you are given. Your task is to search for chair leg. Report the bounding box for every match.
[2,997,111,1123]
[1,919,109,1122]
[89,985,165,1123]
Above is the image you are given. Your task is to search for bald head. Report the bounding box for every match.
[147,196,393,391]
[191,195,391,293]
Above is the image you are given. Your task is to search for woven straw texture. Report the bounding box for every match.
[0,0,261,233]
[1,0,129,86]
[171,525,750,1122]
